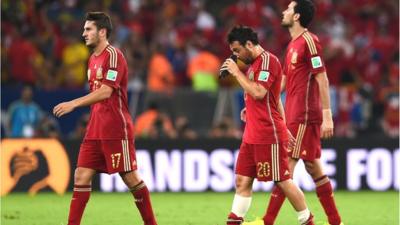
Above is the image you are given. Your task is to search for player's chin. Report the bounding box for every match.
[281,22,290,27]
[86,42,95,48]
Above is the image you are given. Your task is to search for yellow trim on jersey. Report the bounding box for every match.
[122,139,131,171]
[272,144,280,181]
[302,33,317,55]
[293,124,307,158]
[106,46,118,68]
[261,52,270,70]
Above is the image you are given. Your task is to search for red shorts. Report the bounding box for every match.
[77,139,137,174]
[287,123,321,161]
[235,142,291,182]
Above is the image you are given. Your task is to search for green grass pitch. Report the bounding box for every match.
[1,191,399,225]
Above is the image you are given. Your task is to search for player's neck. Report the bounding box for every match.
[93,41,110,56]
[252,45,265,59]
[289,25,306,40]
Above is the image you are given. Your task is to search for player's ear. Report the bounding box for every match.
[99,28,107,38]
[245,40,253,50]
[293,13,300,22]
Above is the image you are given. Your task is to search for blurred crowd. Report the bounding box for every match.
[1,0,399,139]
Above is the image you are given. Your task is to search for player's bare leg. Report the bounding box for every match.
[74,167,97,185]
[67,167,96,225]
[304,159,342,225]
[264,158,299,224]
[120,170,158,225]
[276,179,314,225]
[227,175,254,225]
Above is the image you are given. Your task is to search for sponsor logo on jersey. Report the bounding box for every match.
[311,56,322,68]
[106,70,118,81]
[258,71,270,82]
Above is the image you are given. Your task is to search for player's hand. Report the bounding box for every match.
[321,109,334,139]
[221,58,240,77]
[240,108,246,122]
[287,129,296,151]
[53,101,76,118]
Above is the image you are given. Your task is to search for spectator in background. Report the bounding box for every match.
[208,117,241,139]
[7,86,43,137]
[379,52,399,138]
[335,70,360,138]
[165,35,190,86]
[36,114,61,138]
[7,28,39,85]
[187,47,220,92]
[123,32,148,89]
[1,39,9,83]
[147,45,175,93]
[57,31,89,89]
[69,113,90,139]
[135,102,176,139]
[174,115,198,139]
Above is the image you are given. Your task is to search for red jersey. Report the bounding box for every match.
[84,45,134,140]
[283,30,326,126]
[243,51,288,144]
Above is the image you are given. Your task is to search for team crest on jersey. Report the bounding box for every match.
[96,68,103,79]
[291,51,298,64]
[249,71,254,81]
[87,69,91,80]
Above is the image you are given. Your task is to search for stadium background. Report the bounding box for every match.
[1,0,399,224]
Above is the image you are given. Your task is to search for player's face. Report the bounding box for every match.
[282,1,296,27]
[82,21,100,48]
[230,41,253,65]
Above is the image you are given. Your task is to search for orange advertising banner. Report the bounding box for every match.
[1,139,70,196]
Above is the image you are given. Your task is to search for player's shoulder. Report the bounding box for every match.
[105,45,124,57]
[256,51,281,76]
[301,30,320,42]
[260,51,280,70]
[300,30,321,55]
[104,45,126,68]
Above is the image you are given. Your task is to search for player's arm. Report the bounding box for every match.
[315,71,334,139]
[276,85,296,149]
[277,96,286,123]
[53,84,113,117]
[223,58,267,99]
[240,107,246,122]
[281,74,287,92]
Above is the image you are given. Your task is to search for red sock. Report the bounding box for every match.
[315,181,341,225]
[68,185,91,225]
[227,212,243,225]
[130,181,157,225]
[263,185,286,225]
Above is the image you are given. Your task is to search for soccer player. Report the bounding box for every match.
[263,1,343,225]
[53,12,157,225]
[222,25,314,225]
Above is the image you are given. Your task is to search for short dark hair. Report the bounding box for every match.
[227,25,259,46]
[85,12,113,38]
[294,0,315,28]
